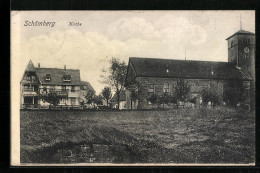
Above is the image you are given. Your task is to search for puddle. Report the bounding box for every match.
[22,142,143,163]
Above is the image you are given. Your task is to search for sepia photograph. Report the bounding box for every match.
[11,10,255,166]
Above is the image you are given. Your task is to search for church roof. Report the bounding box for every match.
[128,57,252,81]
[226,30,255,40]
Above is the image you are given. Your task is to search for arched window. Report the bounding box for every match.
[163,83,170,93]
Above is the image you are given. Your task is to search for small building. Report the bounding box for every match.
[110,90,126,110]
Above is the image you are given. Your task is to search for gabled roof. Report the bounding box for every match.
[26,60,35,71]
[111,90,126,102]
[226,30,255,40]
[80,81,94,91]
[35,67,81,85]
[128,57,252,81]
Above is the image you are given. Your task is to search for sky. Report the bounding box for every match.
[11,11,255,94]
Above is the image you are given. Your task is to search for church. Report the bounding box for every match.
[124,30,255,109]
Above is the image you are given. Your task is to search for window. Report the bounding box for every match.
[63,75,71,82]
[42,87,47,93]
[31,76,36,81]
[71,86,75,92]
[83,86,87,90]
[60,98,66,104]
[243,38,250,44]
[26,76,31,81]
[148,84,154,93]
[62,86,66,91]
[45,74,51,81]
[71,98,76,105]
[163,83,170,93]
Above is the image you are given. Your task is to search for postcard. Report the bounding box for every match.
[11,10,255,166]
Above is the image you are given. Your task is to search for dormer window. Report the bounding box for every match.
[63,75,71,82]
[45,74,51,81]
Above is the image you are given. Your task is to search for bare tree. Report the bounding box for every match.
[101,57,127,110]
[173,78,191,104]
[101,87,112,106]
[127,80,148,109]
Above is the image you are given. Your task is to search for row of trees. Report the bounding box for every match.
[100,57,249,109]
[83,87,112,108]
[39,57,249,109]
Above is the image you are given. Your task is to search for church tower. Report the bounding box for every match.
[226,30,255,79]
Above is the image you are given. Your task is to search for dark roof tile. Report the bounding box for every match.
[129,57,251,81]
[35,68,81,85]
[226,30,255,40]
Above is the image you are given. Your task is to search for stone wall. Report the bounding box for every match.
[126,77,226,109]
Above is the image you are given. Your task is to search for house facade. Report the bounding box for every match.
[79,81,95,105]
[20,62,82,109]
[111,90,127,109]
[125,30,255,109]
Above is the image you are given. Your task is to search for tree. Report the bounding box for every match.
[224,80,248,107]
[127,80,148,109]
[158,92,170,108]
[101,87,112,106]
[201,89,220,106]
[101,57,127,110]
[173,78,191,103]
[94,95,103,106]
[85,90,96,105]
[148,94,158,108]
[40,92,63,108]
[170,94,178,108]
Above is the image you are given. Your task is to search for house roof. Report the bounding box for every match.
[35,67,81,85]
[226,30,255,40]
[128,57,252,81]
[111,90,126,102]
[80,81,94,91]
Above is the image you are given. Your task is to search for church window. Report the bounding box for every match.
[163,83,170,93]
[148,84,154,93]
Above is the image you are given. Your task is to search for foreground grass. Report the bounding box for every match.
[20,107,255,164]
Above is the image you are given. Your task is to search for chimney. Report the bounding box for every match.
[64,65,66,70]
[38,63,40,68]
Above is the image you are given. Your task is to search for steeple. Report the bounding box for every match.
[26,60,35,71]
[240,14,242,31]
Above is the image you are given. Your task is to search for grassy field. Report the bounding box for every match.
[20,107,255,164]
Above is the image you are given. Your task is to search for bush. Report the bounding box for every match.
[201,89,220,106]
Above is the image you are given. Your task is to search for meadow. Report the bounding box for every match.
[20,107,255,164]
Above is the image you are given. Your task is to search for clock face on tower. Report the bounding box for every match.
[244,47,250,53]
